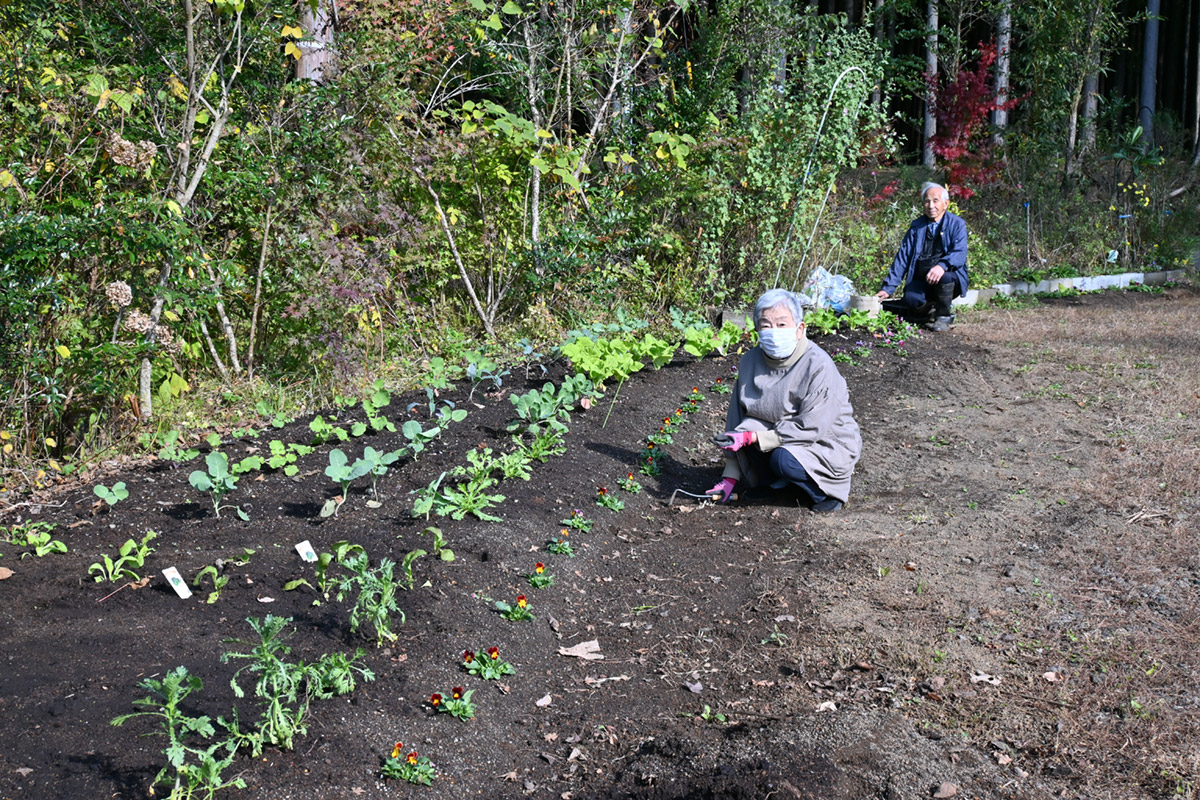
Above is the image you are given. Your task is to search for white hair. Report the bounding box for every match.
[921,181,949,201]
[753,289,804,326]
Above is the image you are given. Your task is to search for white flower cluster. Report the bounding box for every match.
[123,310,180,355]
[106,135,157,170]
[106,280,132,309]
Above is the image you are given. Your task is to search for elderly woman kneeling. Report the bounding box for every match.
[708,289,862,511]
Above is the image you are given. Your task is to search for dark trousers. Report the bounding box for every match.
[883,276,956,321]
[742,448,830,505]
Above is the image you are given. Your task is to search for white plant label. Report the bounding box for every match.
[295,540,318,563]
[161,567,193,599]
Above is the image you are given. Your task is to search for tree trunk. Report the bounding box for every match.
[522,18,543,253]
[991,0,1011,147]
[1063,79,1085,181]
[922,0,938,169]
[296,0,336,83]
[1139,0,1160,148]
[1081,72,1099,150]
[136,0,251,420]
[1192,0,1200,158]
[870,0,885,108]
[246,203,273,380]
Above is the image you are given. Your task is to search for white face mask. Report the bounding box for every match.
[759,326,799,359]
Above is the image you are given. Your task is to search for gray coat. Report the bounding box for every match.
[722,341,861,501]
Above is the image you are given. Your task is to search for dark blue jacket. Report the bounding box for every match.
[880,210,969,298]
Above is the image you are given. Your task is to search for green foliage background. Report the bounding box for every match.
[0,0,1196,483]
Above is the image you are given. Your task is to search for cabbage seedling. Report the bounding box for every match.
[189,452,249,520]
[93,482,128,506]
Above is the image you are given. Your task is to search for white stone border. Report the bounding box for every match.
[958,269,1188,306]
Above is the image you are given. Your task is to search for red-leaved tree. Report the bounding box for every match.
[927,43,1018,199]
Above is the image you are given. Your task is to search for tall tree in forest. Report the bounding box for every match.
[296,0,337,82]
[1138,0,1160,149]
[1080,71,1099,150]
[922,0,938,168]
[991,0,1011,146]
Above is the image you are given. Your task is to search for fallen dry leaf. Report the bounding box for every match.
[501,770,519,781]
[684,681,703,694]
[933,782,958,798]
[567,747,583,762]
[969,671,1001,685]
[257,596,275,603]
[535,693,552,707]
[0,567,14,580]
[558,640,603,660]
[544,732,558,742]
[817,701,837,712]
[15,767,32,777]
[997,753,1013,765]
[1042,671,1064,683]
[584,674,630,687]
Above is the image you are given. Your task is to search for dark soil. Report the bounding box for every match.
[2,288,1197,800]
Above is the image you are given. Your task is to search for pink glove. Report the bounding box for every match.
[707,477,737,504]
[716,430,757,452]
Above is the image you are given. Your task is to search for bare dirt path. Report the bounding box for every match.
[0,287,1196,800]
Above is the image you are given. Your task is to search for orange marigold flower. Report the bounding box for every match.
[535,562,545,573]
[431,693,442,706]
[517,595,527,608]
[452,687,464,700]
[488,646,500,659]
[392,742,402,759]
[407,751,419,765]
[463,650,475,663]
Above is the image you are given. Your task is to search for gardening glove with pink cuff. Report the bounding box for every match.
[714,430,757,452]
[707,477,737,504]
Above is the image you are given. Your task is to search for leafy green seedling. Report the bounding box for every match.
[321,449,373,517]
[359,379,397,434]
[189,452,249,520]
[193,565,229,604]
[93,482,129,506]
[309,415,349,445]
[231,455,265,475]
[418,526,455,562]
[411,472,447,520]
[219,615,371,755]
[637,332,675,369]
[682,325,719,360]
[358,446,404,504]
[110,667,246,799]
[19,527,68,558]
[336,553,405,646]
[156,429,201,462]
[89,530,157,583]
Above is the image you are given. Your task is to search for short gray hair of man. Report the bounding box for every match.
[920,181,949,201]
[753,288,805,326]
